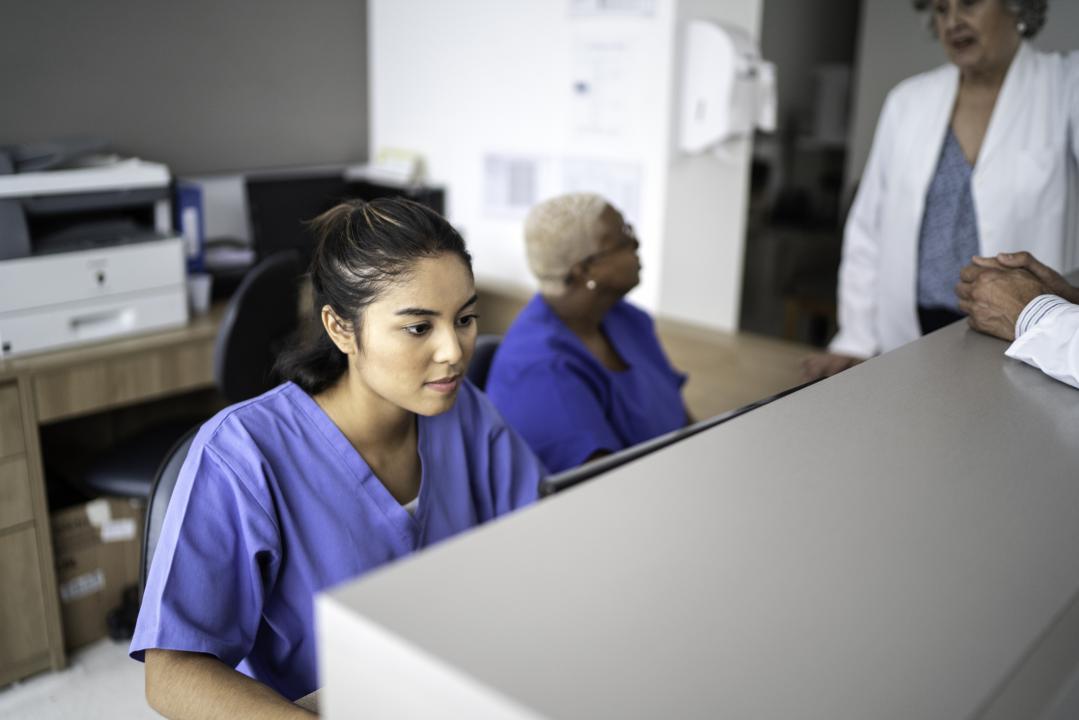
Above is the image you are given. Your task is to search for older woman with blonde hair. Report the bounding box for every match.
[486,192,690,473]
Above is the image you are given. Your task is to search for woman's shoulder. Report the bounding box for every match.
[191,383,309,470]
[501,294,559,339]
[167,385,308,524]
[201,382,299,433]
[887,62,956,108]
[1030,47,1079,99]
[1022,44,1079,72]
[1003,45,1079,118]
[495,297,595,372]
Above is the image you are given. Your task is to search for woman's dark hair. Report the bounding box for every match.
[274,197,472,395]
[912,0,1048,39]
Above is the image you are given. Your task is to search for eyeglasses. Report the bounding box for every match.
[581,223,639,265]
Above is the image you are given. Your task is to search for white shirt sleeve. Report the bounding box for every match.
[1004,294,1079,389]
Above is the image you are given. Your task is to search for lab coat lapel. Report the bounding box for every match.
[973,42,1031,171]
[907,64,958,227]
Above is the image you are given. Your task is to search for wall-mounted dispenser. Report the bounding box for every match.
[679,19,776,154]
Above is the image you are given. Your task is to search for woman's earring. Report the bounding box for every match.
[586,279,597,291]
[1017,20,1027,35]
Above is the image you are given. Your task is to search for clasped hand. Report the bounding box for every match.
[956,252,1075,341]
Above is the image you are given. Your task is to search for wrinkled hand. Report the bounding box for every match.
[972,251,1079,304]
[956,262,1048,341]
[801,352,863,381]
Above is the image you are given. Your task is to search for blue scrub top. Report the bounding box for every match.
[130,380,542,700]
[487,295,687,473]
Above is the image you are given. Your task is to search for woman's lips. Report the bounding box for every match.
[425,376,460,393]
[949,35,976,52]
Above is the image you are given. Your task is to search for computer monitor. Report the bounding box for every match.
[538,378,820,498]
[345,179,445,216]
[245,170,448,271]
[245,171,351,269]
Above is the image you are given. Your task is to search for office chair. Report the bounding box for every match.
[467,334,501,391]
[82,251,303,499]
[140,426,198,597]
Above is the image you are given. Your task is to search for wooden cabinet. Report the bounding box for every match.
[0,379,59,686]
[0,307,222,686]
[0,384,24,458]
[0,457,33,530]
[0,526,51,686]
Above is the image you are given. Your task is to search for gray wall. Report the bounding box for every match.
[760,0,860,138]
[0,0,368,175]
[846,0,1079,194]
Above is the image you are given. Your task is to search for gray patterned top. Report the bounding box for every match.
[917,128,981,311]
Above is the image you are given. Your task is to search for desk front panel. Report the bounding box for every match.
[0,311,223,685]
[321,322,1079,720]
[33,340,215,424]
[0,525,51,686]
[0,457,33,531]
[0,383,25,458]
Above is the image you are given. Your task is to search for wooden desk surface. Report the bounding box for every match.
[0,305,223,380]
[0,304,224,424]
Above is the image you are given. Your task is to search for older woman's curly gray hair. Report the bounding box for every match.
[524,193,609,296]
[912,0,1048,38]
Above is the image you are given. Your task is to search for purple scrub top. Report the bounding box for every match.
[487,295,687,473]
[130,380,543,700]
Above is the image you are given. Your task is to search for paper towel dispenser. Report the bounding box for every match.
[679,19,776,154]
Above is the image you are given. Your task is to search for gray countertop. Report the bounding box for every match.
[318,320,1079,719]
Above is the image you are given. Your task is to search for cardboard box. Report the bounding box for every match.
[51,497,144,651]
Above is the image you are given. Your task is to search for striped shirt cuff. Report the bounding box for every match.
[1015,294,1071,339]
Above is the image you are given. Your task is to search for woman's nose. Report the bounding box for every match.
[433,326,463,366]
[939,1,960,28]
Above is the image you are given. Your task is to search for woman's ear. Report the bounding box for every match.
[321,305,357,355]
[566,261,590,289]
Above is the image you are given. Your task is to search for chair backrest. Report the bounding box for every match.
[467,333,502,390]
[215,250,302,402]
[141,426,199,597]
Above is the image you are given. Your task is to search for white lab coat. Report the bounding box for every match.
[1006,299,1079,389]
[831,43,1079,358]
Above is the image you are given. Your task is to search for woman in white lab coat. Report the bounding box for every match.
[804,0,1079,379]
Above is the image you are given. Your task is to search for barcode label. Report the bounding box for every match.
[59,570,105,603]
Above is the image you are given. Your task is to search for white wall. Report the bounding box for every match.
[659,0,763,329]
[760,0,859,137]
[846,0,1079,193]
[370,0,762,331]
[370,0,673,311]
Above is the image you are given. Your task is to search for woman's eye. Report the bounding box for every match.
[456,314,478,328]
[405,323,431,337]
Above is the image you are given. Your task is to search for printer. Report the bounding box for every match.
[0,142,188,358]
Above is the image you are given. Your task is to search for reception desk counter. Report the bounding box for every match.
[318,320,1079,719]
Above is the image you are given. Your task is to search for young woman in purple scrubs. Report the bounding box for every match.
[130,198,544,716]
